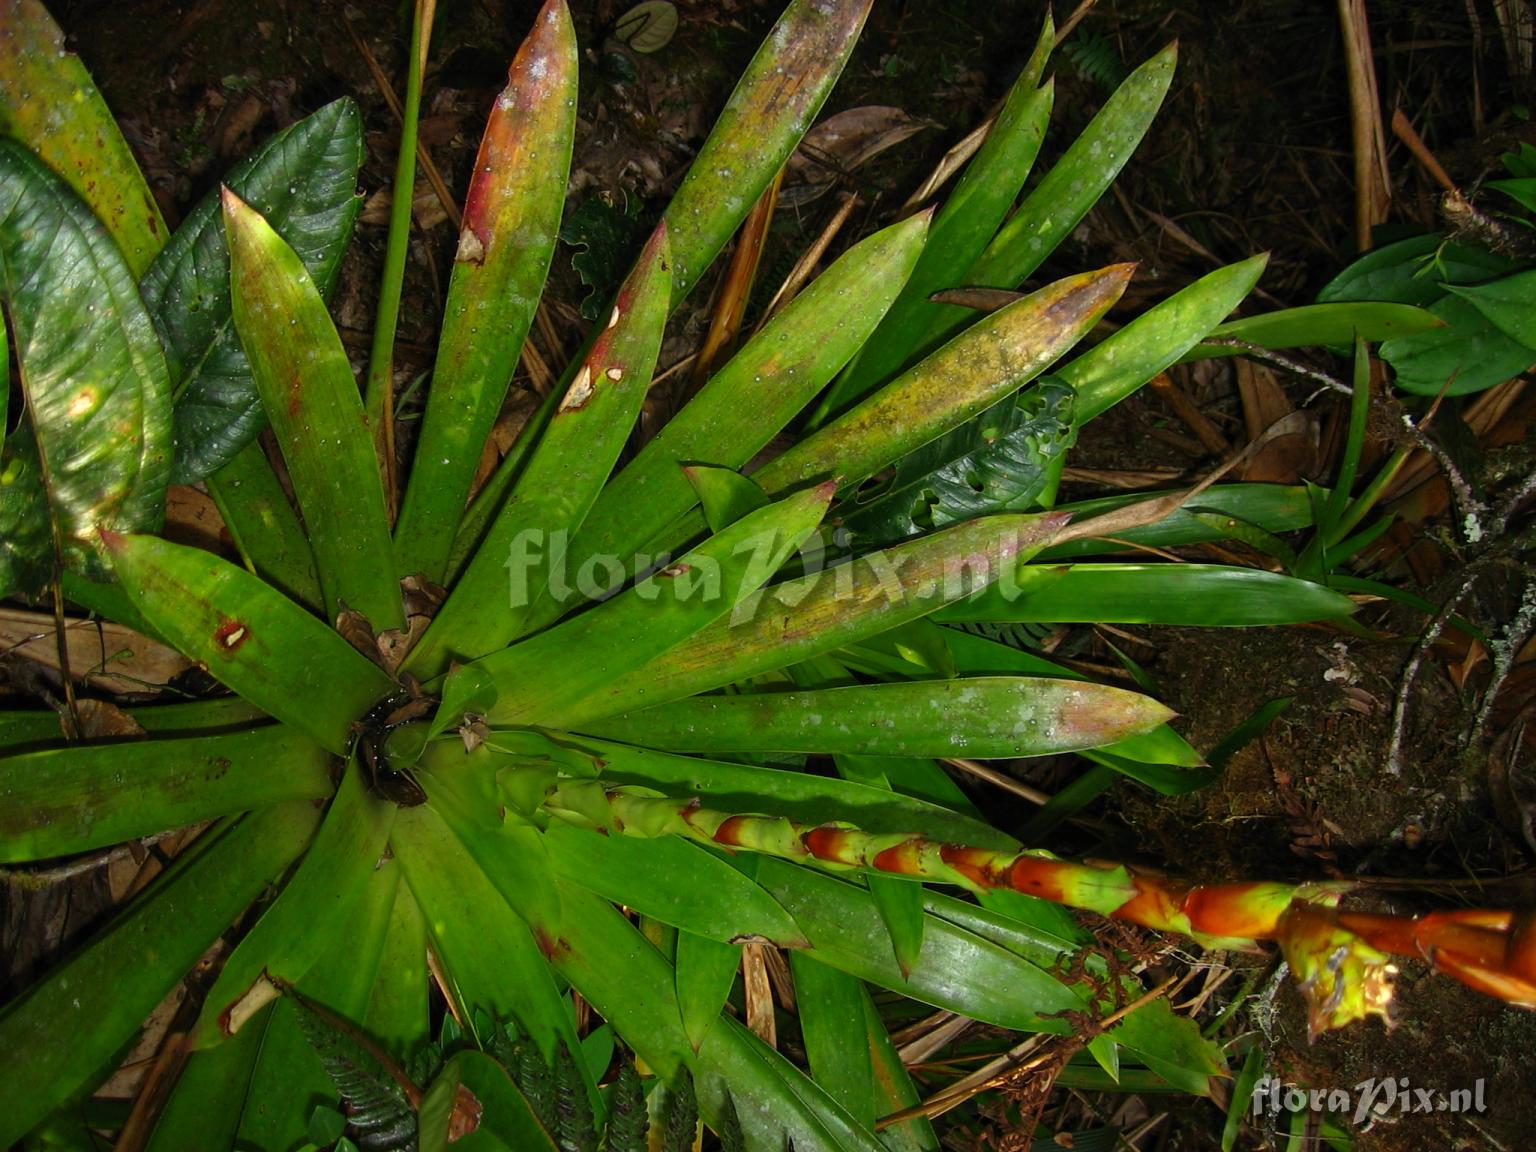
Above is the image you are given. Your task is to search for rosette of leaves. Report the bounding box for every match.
[3,2,1495,1150]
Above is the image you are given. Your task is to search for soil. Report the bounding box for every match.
[9,1,1536,1149]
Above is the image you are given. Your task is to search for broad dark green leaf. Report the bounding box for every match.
[393,3,578,582]
[364,875,430,1060]
[0,0,166,275]
[145,1004,268,1152]
[0,803,320,1148]
[139,99,364,481]
[935,562,1356,627]
[1380,292,1536,396]
[0,140,171,597]
[452,1051,559,1151]
[222,188,402,629]
[837,380,1075,547]
[1316,235,1515,307]
[104,532,397,754]
[292,998,416,1151]
[0,722,330,863]
[1445,268,1536,350]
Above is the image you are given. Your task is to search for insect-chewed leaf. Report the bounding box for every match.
[0,0,165,274]
[103,532,397,754]
[139,99,365,482]
[0,140,171,598]
[221,187,403,630]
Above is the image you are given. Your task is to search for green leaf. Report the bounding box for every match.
[364,876,431,1060]
[145,1005,268,1152]
[1380,292,1536,396]
[578,675,1172,758]
[222,187,402,629]
[1317,235,1515,306]
[0,0,166,275]
[819,69,1055,418]
[604,1057,649,1152]
[0,139,172,597]
[0,803,320,1148]
[1184,301,1442,359]
[393,4,578,582]
[788,955,876,1126]
[935,563,1357,627]
[753,266,1131,498]
[103,533,397,754]
[410,224,672,671]
[688,465,772,532]
[963,42,1175,294]
[567,212,928,574]
[0,722,331,863]
[837,380,1075,547]
[577,512,1068,727]
[661,0,871,303]
[390,802,584,1069]
[139,99,365,482]
[675,932,742,1053]
[453,1050,559,1151]
[1062,255,1267,422]
[192,766,395,1048]
[1445,267,1536,350]
[292,998,417,1151]
[1038,484,1316,560]
[418,1058,460,1152]
[543,821,806,946]
[445,482,832,727]
[204,437,323,610]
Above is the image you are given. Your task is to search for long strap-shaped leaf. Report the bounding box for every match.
[550,212,931,611]
[0,722,331,863]
[751,265,1132,497]
[661,0,872,305]
[393,0,579,583]
[576,676,1172,758]
[191,764,395,1049]
[0,802,321,1147]
[104,532,396,753]
[408,225,672,678]
[568,511,1068,729]
[0,141,171,597]
[445,481,833,727]
[223,188,403,630]
[0,0,167,275]
[817,60,1055,421]
[934,562,1357,627]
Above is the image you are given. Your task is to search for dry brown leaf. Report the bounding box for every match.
[782,106,930,207]
[1235,361,1315,482]
[163,484,230,556]
[0,609,192,694]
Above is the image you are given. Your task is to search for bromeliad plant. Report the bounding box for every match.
[2,1,1535,1148]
